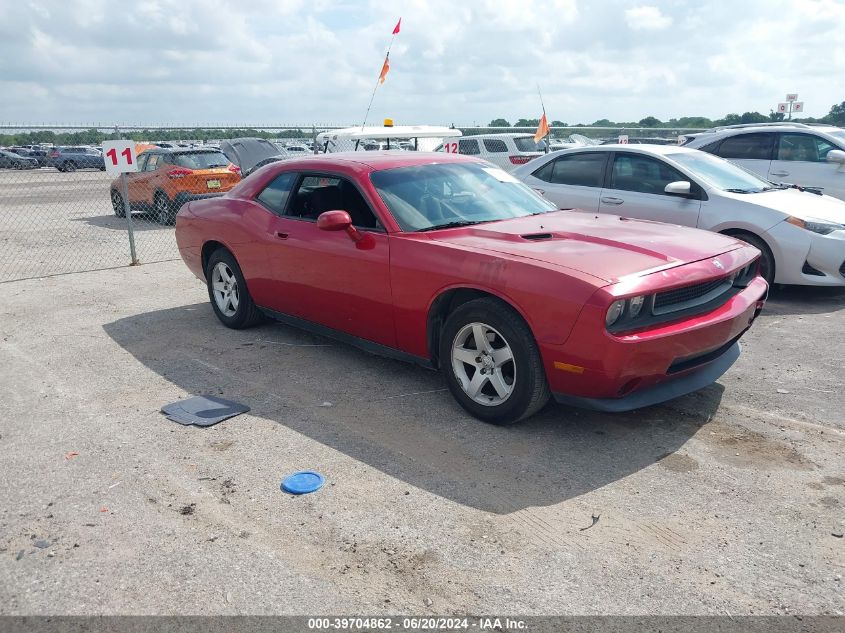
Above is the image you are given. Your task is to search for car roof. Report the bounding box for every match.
[549,144,694,156]
[280,151,485,171]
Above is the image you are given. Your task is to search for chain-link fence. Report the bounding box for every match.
[0,124,704,282]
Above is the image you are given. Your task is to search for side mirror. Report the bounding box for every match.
[826,149,845,164]
[664,180,692,196]
[316,210,352,231]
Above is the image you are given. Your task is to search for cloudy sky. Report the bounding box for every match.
[0,0,843,127]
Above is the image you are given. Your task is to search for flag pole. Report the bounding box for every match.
[361,19,400,129]
[536,83,550,150]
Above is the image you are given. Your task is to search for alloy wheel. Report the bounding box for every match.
[451,322,516,406]
[211,262,240,317]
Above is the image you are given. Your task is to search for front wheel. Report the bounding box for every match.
[439,298,550,425]
[734,232,775,285]
[111,189,126,217]
[64,161,77,172]
[205,249,264,329]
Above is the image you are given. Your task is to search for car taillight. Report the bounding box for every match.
[509,155,532,165]
[49,150,59,157]
[228,165,241,174]
[167,168,193,179]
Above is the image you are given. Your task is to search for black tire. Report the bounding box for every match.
[13,162,23,170]
[111,189,126,218]
[733,232,775,285]
[64,161,77,172]
[205,248,264,329]
[154,192,175,225]
[439,298,550,425]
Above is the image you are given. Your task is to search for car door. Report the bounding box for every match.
[127,152,159,206]
[527,151,607,211]
[769,132,845,200]
[258,172,396,348]
[597,152,702,226]
[711,132,774,180]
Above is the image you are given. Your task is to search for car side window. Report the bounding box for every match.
[458,139,480,155]
[716,133,773,160]
[145,154,160,171]
[135,153,149,171]
[483,139,507,153]
[534,153,606,187]
[610,154,688,196]
[777,133,835,163]
[287,175,381,229]
[256,172,298,216]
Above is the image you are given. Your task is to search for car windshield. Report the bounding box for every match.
[174,151,230,169]
[827,130,845,145]
[370,162,557,232]
[513,136,545,152]
[666,151,773,192]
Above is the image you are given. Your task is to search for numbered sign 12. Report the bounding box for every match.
[102,140,138,175]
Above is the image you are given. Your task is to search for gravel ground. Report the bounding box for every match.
[0,259,842,616]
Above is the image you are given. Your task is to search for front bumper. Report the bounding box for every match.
[542,276,767,410]
[764,222,845,286]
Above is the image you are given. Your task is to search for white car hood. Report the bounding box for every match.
[725,187,845,224]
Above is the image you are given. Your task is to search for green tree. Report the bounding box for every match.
[514,118,540,128]
[769,110,785,122]
[638,116,661,127]
[591,118,613,126]
[488,118,510,127]
[717,113,742,126]
[550,120,567,127]
[739,111,768,124]
[826,101,845,126]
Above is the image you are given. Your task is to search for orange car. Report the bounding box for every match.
[110,147,241,224]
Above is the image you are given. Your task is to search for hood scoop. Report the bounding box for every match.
[520,232,554,241]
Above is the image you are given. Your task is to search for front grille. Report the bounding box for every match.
[653,276,731,313]
[802,261,825,276]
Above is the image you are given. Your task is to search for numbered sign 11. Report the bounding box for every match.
[102,140,138,175]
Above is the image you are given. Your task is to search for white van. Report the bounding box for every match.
[434,133,547,172]
[316,124,461,153]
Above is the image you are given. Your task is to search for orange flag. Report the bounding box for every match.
[533,113,550,143]
[378,53,390,84]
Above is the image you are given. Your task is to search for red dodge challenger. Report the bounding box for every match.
[175,152,768,425]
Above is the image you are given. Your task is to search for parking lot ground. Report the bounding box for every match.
[0,261,843,615]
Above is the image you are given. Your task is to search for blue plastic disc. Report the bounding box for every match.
[281,470,325,495]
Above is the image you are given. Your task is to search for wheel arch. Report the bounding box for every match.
[201,240,231,275]
[426,286,534,369]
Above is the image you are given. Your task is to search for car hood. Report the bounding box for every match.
[220,138,285,174]
[723,187,845,224]
[427,210,745,284]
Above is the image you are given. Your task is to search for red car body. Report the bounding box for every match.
[176,152,767,416]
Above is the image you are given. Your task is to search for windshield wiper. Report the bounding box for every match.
[724,188,759,194]
[417,220,481,232]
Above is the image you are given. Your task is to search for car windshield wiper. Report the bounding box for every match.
[417,220,482,232]
[724,188,760,194]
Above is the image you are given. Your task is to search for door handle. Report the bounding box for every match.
[770,171,789,177]
[601,196,624,205]
[276,232,289,239]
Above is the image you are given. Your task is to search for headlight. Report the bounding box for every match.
[628,295,645,318]
[606,300,625,327]
[786,216,845,235]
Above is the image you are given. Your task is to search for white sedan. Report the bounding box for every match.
[512,145,845,286]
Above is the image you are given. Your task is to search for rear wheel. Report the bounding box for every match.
[13,162,23,170]
[111,189,126,218]
[64,161,77,172]
[205,249,264,329]
[733,232,775,284]
[439,298,550,425]
[154,192,175,225]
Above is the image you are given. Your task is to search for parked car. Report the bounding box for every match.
[435,133,546,172]
[174,152,766,425]
[513,145,845,286]
[683,123,845,201]
[220,138,290,176]
[110,148,241,225]
[7,147,47,166]
[47,147,105,172]
[0,149,38,169]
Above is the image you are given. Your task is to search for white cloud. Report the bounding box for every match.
[624,5,673,30]
[0,0,842,125]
